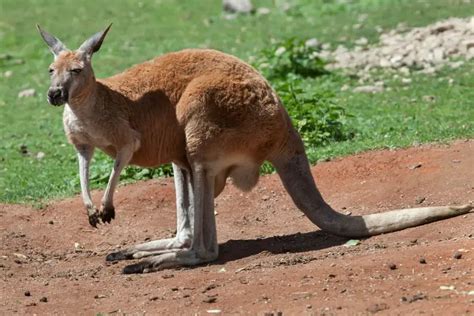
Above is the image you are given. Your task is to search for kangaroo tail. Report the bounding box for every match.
[270,132,473,238]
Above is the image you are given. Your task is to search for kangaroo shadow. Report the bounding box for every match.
[214,230,348,265]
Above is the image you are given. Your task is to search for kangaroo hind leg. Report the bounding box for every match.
[106,163,194,261]
[121,162,218,274]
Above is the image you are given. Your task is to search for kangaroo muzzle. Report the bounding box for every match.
[47,87,68,106]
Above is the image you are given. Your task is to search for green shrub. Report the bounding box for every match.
[276,80,353,148]
[253,38,328,81]
[254,38,353,150]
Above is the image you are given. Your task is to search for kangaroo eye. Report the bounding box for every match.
[70,68,82,74]
[48,68,54,74]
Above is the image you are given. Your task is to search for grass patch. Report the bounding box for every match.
[1,0,473,203]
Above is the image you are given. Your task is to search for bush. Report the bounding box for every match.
[254,37,328,81]
[254,38,353,149]
[276,80,352,148]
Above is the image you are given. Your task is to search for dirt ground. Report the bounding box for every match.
[1,140,473,315]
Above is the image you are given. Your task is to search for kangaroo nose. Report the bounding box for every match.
[48,89,61,99]
[47,88,67,106]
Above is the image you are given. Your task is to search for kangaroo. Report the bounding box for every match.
[37,25,472,274]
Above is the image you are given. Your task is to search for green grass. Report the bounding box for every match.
[1,0,473,204]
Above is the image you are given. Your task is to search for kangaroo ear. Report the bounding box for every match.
[36,24,67,57]
[78,24,112,59]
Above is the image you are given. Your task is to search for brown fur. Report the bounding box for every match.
[62,49,289,183]
[51,51,83,71]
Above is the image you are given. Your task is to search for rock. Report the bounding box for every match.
[453,251,462,259]
[18,88,36,98]
[367,303,389,313]
[408,163,422,170]
[36,152,45,160]
[24,291,31,296]
[203,296,217,303]
[422,95,436,102]
[327,17,474,74]
[415,196,426,204]
[449,61,464,68]
[344,239,360,247]
[39,297,48,303]
[401,293,427,303]
[340,84,350,91]
[256,7,270,15]
[305,38,320,49]
[223,0,253,14]
[13,253,27,259]
[74,242,83,252]
[419,258,427,264]
[322,43,331,50]
[432,47,444,63]
[355,37,368,46]
[4,70,13,78]
[223,14,237,20]
[202,284,217,293]
[388,263,397,270]
[274,47,286,56]
[353,85,384,93]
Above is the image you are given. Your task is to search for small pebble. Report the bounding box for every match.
[388,263,397,270]
[39,297,48,303]
[24,291,31,296]
[203,296,217,303]
[453,252,462,259]
[408,163,422,170]
[18,88,36,98]
[419,258,427,264]
[415,197,426,204]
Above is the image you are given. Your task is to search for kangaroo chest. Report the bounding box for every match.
[63,105,116,151]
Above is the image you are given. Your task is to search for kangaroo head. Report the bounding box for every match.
[37,24,112,106]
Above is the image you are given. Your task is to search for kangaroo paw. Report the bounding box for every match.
[87,207,101,228]
[99,206,115,223]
